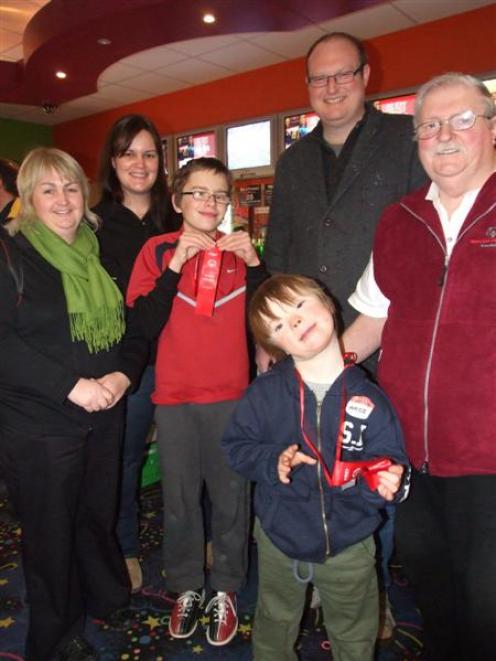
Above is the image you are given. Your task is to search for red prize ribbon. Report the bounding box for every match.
[295,354,391,491]
[195,246,222,316]
[331,457,392,490]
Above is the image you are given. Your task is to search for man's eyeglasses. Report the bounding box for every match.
[306,64,364,88]
[414,109,491,140]
[181,190,231,205]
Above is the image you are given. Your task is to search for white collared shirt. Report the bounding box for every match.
[348,183,481,318]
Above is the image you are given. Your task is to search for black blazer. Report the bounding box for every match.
[265,105,427,328]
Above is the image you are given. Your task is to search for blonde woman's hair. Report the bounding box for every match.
[5,147,99,236]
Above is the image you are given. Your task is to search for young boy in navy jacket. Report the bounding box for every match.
[222,274,408,661]
[127,158,266,646]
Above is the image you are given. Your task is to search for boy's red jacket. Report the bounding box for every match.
[127,229,250,405]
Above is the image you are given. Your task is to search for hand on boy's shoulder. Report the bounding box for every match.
[255,345,276,373]
[278,443,317,484]
[217,230,260,267]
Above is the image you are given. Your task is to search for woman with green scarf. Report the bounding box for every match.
[0,148,147,661]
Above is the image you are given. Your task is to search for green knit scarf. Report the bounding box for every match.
[22,220,125,353]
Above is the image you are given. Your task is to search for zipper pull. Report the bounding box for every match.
[438,254,449,287]
[419,462,429,474]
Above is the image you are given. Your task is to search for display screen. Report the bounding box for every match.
[176,131,216,169]
[283,111,319,149]
[161,137,169,175]
[226,120,271,171]
[374,94,416,115]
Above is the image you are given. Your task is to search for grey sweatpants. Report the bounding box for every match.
[155,400,250,593]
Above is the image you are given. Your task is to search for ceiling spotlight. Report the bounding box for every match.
[97,37,112,46]
[55,71,67,79]
[203,13,216,24]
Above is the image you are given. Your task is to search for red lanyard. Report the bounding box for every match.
[295,353,356,488]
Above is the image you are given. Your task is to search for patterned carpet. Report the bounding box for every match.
[0,483,424,660]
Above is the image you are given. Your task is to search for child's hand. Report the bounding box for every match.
[217,231,260,267]
[169,229,216,272]
[376,464,404,501]
[255,345,275,373]
[278,444,317,484]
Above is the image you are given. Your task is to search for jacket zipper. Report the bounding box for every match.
[316,400,331,557]
[421,254,448,473]
[401,201,496,473]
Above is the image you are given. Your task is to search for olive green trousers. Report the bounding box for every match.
[253,521,378,661]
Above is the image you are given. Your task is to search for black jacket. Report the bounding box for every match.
[93,200,163,294]
[223,359,408,561]
[0,230,147,434]
[265,106,427,329]
[94,199,167,366]
[0,198,16,226]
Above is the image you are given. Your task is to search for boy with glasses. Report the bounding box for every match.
[127,157,266,646]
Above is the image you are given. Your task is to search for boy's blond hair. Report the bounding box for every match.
[249,274,335,361]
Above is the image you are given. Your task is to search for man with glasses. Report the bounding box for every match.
[344,73,496,661]
[264,31,426,640]
[265,32,426,358]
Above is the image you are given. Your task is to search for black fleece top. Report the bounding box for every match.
[0,230,147,435]
[0,198,16,226]
[93,199,162,294]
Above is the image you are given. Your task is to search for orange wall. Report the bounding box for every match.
[54,4,495,179]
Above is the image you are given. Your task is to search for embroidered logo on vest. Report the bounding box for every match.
[469,227,496,248]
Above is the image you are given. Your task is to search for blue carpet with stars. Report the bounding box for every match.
[0,482,424,660]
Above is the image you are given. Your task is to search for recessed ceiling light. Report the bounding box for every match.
[55,71,67,79]
[203,13,215,24]
[97,37,112,46]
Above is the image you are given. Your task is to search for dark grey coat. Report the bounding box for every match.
[265,105,427,328]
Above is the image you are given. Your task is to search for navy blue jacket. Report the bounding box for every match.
[222,359,408,562]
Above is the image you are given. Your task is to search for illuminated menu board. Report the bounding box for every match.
[176,131,216,169]
[374,94,416,116]
[283,111,319,149]
[226,119,272,171]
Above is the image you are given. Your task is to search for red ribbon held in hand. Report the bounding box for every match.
[295,360,392,492]
[195,246,222,317]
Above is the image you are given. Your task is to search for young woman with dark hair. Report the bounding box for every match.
[94,114,177,592]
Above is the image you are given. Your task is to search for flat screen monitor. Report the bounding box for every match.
[374,94,416,115]
[225,118,273,178]
[283,111,319,149]
[161,137,169,176]
[176,130,217,169]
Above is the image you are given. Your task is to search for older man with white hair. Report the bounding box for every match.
[343,73,496,661]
